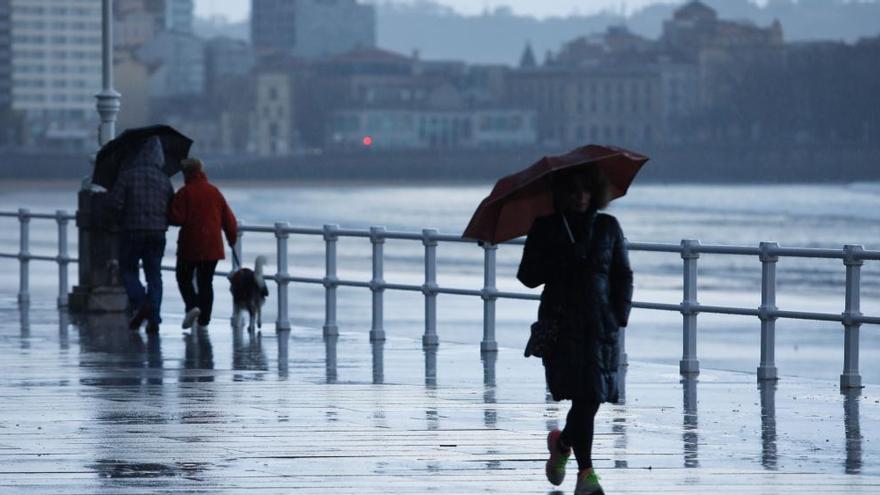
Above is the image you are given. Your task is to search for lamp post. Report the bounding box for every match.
[69,0,126,313]
[96,0,120,146]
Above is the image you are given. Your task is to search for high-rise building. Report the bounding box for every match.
[114,0,192,50]
[10,0,102,147]
[137,30,204,98]
[205,36,254,94]
[114,0,163,50]
[0,0,11,114]
[251,0,375,59]
[163,0,193,34]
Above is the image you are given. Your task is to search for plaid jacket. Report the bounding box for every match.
[107,137,174,232]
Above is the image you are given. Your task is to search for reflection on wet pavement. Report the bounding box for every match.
[325,333,338,383]
[183,327,214,382]
[231,326,267,380]
[0,305,877,494]
[760,381,778,470]
[90,459,209,479]
[844,390,862,474]
[682,376,699,468]
[371,339,383,384]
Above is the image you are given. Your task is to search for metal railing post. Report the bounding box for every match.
[680,239,700,376]
[56,210,69,308]
[841,244,863,390]
[757,242,779,381]
[274,222,290,332]
[422,229,439,349]
[480,243,498,353]
[369,226,386,342]
[17,208,30,305]
[323,224,339,338]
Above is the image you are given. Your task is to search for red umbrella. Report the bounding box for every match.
[462,144,649,244]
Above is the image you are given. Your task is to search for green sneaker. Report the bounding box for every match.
[574,469,604,495]
[545,429,571,486]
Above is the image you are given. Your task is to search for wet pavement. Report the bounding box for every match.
[1,298,878,494]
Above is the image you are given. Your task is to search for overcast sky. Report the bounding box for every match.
[194,0,690,22]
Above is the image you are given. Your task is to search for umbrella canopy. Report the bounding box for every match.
[92,125,193,189]
[462,144,649,244]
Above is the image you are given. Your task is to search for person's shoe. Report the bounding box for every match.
[574,469,604,495]
[129,305,152,330]
[145,322,160,335]
[545,429,571,486]
[182,307,201,329]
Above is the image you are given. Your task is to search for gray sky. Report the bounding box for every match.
[194,0,688,22]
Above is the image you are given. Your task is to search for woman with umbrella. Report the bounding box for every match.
[516,165,633,494]
[464,145,642,494]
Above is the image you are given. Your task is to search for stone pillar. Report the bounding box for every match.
[68,184,127,313]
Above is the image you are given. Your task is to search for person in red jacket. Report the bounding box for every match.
[168,158,237,329]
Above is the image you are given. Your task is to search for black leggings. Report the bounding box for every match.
[175,259,218,325]
[560,399,600,470]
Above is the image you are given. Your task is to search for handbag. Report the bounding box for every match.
[523,213,596,359]
[523,318,562,358]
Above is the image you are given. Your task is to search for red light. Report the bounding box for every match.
[362,136,373,146]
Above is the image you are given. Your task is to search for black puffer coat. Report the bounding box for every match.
[517,210,633,403]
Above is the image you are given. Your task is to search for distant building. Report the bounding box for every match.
[115,0,193,47]
[252,60,312,156]
[137,30,205,98]
[9,0,102,149]
[114,0,162,50]
[251,0,375,59]
[508,66,664,146]
[205,36,254,95]
[254,72,291,156]
[657,59,700,141]
[163,0,193,34]
[661,0,783,62]
[0,0,11,115]
[113,50,151,131]
[327,107,537,150]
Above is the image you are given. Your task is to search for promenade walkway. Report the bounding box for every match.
[0,296,877,494]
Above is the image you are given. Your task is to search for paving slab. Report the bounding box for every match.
[0,296,877,494]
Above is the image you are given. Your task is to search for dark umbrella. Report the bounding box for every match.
[462,144,649,244]
[92,125,193,189]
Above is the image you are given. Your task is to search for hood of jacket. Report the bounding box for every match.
[125,136,165,171]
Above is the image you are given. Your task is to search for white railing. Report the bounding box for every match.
[0,209,75,308]
[1,209,878,390]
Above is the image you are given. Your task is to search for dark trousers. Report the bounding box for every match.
[119,231,166,326]
[560,399,601,470]
[175,259,218,326]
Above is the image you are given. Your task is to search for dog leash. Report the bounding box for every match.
[231,247,241,270]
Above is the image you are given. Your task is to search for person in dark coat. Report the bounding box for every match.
[107,136,174,333]
[168,158,238,329]
[517,167,633,495]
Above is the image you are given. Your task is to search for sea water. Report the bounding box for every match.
[1,180,878,384]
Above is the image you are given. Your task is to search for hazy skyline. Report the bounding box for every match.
[194,0,688,22]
